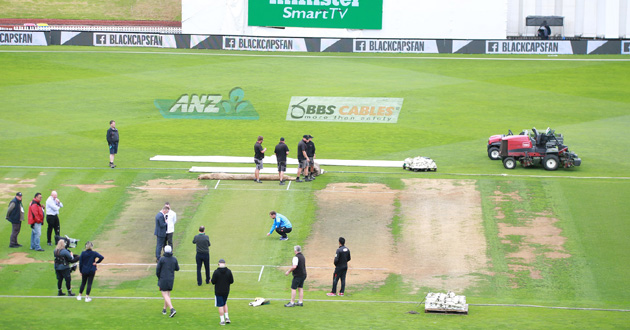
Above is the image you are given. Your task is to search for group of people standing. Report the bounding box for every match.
[153,203,234,323]
[6,191,64,251]
[254,134,317,184]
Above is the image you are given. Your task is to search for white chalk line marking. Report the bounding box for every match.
[133,187,208,191]
[99,263,387,271]
[214,180,220,190]
[286,180,291,191]
[0,295,627,312]
[258,266,264,282]
[179,270,259,274]
[2,49,630,62]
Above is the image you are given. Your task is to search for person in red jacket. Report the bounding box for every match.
[28,192,45,251]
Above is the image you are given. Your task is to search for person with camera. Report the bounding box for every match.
[157,245,179,317]
[77,241,104,302]
[54,239,76,296]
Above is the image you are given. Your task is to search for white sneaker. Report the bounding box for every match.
[85,297,92,302]
[76,295,82,301]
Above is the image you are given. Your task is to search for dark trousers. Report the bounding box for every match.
[56,268,72,291]
[10,222,21,246]
[80,273,95,295]
[275,226,292,238]
[196,252,210,285]
[332,267,348,294]
[156,235,168,260]
[166,232,173,247]
[46,214,60,244]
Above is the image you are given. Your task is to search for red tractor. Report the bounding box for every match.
[500,127,581,171]
[487,129,528,160]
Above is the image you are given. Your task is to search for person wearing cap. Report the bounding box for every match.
[107,120,119,168]
[28,192,46,251]
[296,135,310,182]
[253,136,266,183]
[267,211,292,241]
[6,192,24,248]
[284,245,306,307]
[327,237,351,297]
[192,226,211,286]
[211,258,234,325]
[45,191,63,246]
[306,135,316,181]
[274,137,290,185]
[156,245,179,317]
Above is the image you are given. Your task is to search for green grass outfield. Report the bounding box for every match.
[0,47,629,329]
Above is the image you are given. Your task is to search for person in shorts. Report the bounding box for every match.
[211,258,234,325]
[156,245,179,317]
[274,137,290,185]
[284,245,306,307]
[306,135,316,181]
[253,136,266,183]
[106,120,119,168]
[296,135,310,182]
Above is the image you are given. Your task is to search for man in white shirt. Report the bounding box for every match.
[45,191,63,246]
[165,202,177,247]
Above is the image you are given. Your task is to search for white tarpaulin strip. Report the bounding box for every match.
[151,155,401,168]
[189,166,299,174]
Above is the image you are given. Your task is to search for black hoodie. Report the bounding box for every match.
[211,267,234,296]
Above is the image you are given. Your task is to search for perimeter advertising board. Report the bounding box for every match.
[223,36,308,51]
[286,97,403,123]
[354,39,438,53]
[0,32,48,46]
[486,40,573,54]
[93,33,176,48]
[248,0,383,29]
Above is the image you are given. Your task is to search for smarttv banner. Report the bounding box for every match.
[485,40,573,54]
[286,97,403,123]
[248,0,383,30]
[93,33,176,48]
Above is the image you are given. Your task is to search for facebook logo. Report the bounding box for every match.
[487,42,499,53]
[623,42,630,54]
[95,34,107,45]
[224,38,236,49]
[355,41,366,51]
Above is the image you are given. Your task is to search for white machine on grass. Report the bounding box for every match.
[403,156,437,172]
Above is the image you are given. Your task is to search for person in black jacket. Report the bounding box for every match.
[106,120,119,168]
[6,192,24,248]
[211,258,234,325]
[327,237,351,296]
[54,239,76,296]
[284,245,306,307]
[156,245,179,317]
[192,226,211,286]
[77,241,104,302]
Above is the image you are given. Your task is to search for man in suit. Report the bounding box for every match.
[154,205,169,263]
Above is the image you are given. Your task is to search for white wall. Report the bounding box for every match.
[183,0,630,39]
[183,0,508,39]
[506,0,630,38]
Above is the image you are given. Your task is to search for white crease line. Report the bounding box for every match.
[214,180,220,190]
[286,180,291,190]
[258,266,264,282]
[134,187,208,190]
[99,263,387,270]
[0,295,628,311]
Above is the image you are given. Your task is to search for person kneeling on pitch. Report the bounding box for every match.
[211,258,234,325]
[266,211,292,241]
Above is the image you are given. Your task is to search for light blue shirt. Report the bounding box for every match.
[269,213,292,235]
